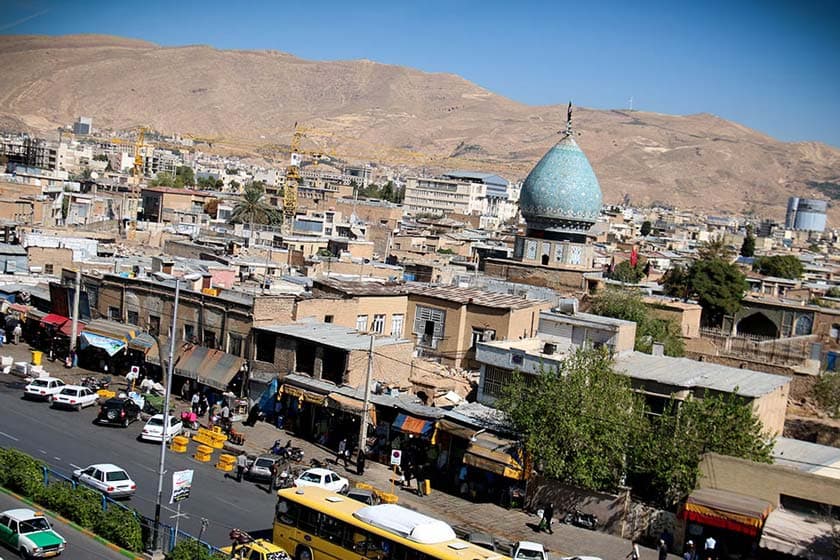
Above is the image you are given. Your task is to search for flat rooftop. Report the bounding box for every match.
[256,321,406,351]
[408,283,548,310]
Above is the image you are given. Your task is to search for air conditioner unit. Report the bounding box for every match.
[554,298,578,315]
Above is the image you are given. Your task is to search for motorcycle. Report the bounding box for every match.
[81,375,112,392]
[270,440,304,462]
[563,508,598,530]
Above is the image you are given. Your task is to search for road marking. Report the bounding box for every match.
[70,463,82,470]
[38,449,47,455]
[213,496,252,514]
[53,456,61,461]
[0,431,19,441]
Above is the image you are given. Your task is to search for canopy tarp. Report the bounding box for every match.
[436,418,477,441]
[758,508,835,560]
[128,333,156,351]
[84,319,136,343]
[281,384,327,405]
[391,413,435,437]
[80,331,126,356]
[326,393,376,426]
[59,320,83,337]
[681,488,772,537]
[463,432,525,480]
[173,344,245,391]
[41,313,69,328]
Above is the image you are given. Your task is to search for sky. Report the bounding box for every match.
[3,0,840,147]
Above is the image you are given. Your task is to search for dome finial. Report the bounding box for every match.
[566,101,573,135]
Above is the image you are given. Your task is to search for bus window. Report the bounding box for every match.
[319,515,348,544]
[298,507,321,534]
[276,498,300,526]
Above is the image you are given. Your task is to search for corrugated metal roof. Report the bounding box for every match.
[772,437,840,479]
[257,322,406,351]
[408,284,547,310]
[614,351,790,397]
[314,277,408,297]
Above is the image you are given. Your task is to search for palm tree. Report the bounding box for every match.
[229,182,281,226]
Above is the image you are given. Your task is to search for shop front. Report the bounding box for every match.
[459,431,526,507]
[77,319,137,373]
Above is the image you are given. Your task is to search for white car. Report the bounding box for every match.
[140,414,183,443]
[72,463,136,498]
[51,385,99,410]
[23,377,65,401]
[294,467,349,493]
[513,541,548,560]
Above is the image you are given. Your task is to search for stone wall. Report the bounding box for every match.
[484,259,589,291]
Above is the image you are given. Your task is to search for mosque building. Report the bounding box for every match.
[485,105,604,290]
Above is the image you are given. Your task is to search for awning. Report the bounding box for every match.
[326,393,376,425]
[128,333,157,351]
[463,432,525,480]
[84,319,136,344]
[681,488,772,537]
[173,344,245,391]
[80,331,126,356]
[8,303,29,313]
[59,321,83,337]
[281,384,328,405]
[391,413,435,437]
[436,418,477,441]
[41,313,69,328]
[759,508,835,560]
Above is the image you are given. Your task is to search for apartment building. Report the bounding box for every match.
[404,172,512,221]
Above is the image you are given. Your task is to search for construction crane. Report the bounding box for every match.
[132,126,148,196]
[281,124,330,234]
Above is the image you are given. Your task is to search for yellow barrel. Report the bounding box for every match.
[31,350,43,366]
[194,444,213,462]
[215,461,234,472]
[97,389,116,399]
[196,444,213,455]
[355,482,373,490]
[218,454,237,465]
[170,435,189,453]
[380,493,399,504]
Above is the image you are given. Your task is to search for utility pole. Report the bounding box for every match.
[69,269,81,367]
[358,334,374,451]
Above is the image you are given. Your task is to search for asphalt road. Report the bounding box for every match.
[0,490,129,560]
[0,373,276,547]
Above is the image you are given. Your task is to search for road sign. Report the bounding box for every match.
[390,449,402,466]
[170,469,194,504]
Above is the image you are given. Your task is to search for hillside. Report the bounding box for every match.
[1,34,839,221]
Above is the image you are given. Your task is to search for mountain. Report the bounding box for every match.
[2,34,839,222]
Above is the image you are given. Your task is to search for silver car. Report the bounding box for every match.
[247,454,284,482]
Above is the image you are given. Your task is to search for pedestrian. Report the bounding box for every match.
[221,401,231,422]
[12,323,21,345]
[414,463,424,497]
[703,536,717,560]
[336,438,347,466]
[683,540,696,560]
[191,392,200,414]
[658,539,668,560]
[540,503,554,534]
[356,446,367,476]
[270,461,280,490]
[626,541,641,560]
[200,393,209,417]
[236,453,248,483]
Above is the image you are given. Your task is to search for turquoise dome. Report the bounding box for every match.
[519,134,602,231]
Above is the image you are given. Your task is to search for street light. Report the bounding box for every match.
[150,271,201,554]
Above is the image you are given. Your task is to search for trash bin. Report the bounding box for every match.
[31,350,43,366]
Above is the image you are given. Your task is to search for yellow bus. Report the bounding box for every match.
[273,487,508,560]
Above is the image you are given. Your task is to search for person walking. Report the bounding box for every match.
[12,323,21,345]
[270,461,280,490]
[658,539,668,560]
[683,540,696,560]
[236,453,248,483]
[336,438,347,467]
[539,503,554,534]
[626,541,641,560]
[356,446,367,476]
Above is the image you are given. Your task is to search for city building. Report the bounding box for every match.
[72,117,93,136]
[403,171,513,224]
[785,197,827,233]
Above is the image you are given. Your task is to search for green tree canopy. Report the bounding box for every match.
[497,348,644,491]
[697,238,735,261]
[176,166,195,186]
[752,255,804,279]
[688,259,747,325]
[610,259,646,284]
[590,287,685,356]
[640,220,652,236]
[229,182,281,226]
[740,233,756,257]
[661,264,692,301]
[815,372,840,419]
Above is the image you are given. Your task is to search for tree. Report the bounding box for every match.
[688,259,748,325]
[661,264,692,301]
[629,391,773,507]
[149,172,175,187]
[752,255,804,279]
[175,166,195,187]
[590,288,685,356]
[610,260,646,283]
[740,233,756,257]
[496,348,644,492]
[229,181,281,226]
[640,220,652,236]
[815,372,840,418]
[697,238,735,261]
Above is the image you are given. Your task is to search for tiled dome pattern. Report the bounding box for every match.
[519,134,602,228]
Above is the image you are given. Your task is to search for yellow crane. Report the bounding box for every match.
[281,124,330,234]
[132,126,147,195]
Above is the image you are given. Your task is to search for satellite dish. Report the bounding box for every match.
[90,171,99,180]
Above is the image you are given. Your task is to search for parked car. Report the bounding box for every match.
[23,377,65,401]
[512,541,548,560]
[560,556,603,560]
[51,385,98,410]
[293,468,349,493]
[95,397,142,428]
[467,532,497,552]
[346,488,380,506]
[0,508,66,558]
[247,454,284,483]
[72,463,137,499]
[220,530,290,560]
[140,414,183,443]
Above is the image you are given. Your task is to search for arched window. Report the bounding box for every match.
[794,315,813,336]
[541,254,549,266]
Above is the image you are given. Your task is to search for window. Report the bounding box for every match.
[483,365,513,398]
[256,331,276,363]
[204,330,217,348]
[148,315,160,336]
[108,306,121,321]
[228,334,244,356]
[391,314,404,338]
[325,315,334,323]
[413,306,445,347]
[183,324,195,342]
[372,314,385,334]
[356,315,368,332]
[43,264,54,275]
[127,310,139,326]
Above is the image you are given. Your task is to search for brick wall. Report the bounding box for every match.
[253,295,296,326]
[27,246,73,274]
[484,259,590,290]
